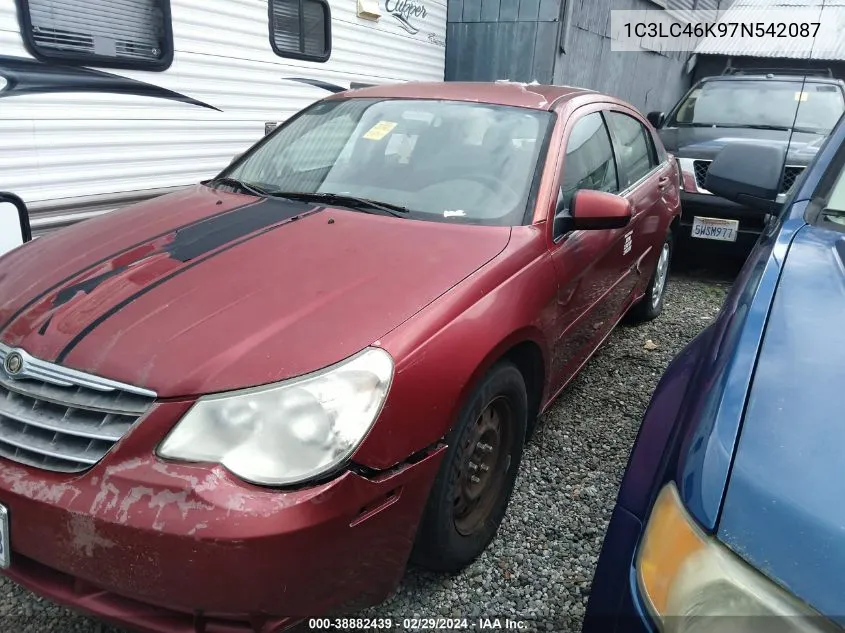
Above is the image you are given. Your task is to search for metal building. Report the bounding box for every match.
[691,0,845,82]
[445,0,734,112]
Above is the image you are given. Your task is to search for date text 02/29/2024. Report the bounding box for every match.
[307,617,530,630]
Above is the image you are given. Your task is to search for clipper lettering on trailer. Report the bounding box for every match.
[384,0,428,35]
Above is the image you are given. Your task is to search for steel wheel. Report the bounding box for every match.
[651,241,671,308]
[453,396,514,537]
[411,361,527,572]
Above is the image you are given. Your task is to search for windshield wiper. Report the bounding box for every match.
[209,176,269,197]
[267,191,410,218]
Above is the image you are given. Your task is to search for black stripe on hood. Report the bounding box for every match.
[55,197,322,363]
[0,195,263,335]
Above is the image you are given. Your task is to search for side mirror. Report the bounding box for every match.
[646,111,665,128]
[0,192,32,257]
[570,189,633,230]
[705,142,785,213]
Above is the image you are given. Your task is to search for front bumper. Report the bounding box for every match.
[678,191,765,251]
[582,504,656,633]
[0,401,444,632]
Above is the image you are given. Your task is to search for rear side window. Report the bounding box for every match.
[606,112,657,188]
[270,0,331,62]
[17,0,172,70]
[558,112,618,214]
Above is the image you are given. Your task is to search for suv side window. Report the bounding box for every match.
[606,112,657,189]
[556,112,618,237]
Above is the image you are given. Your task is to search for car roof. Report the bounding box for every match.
[330,81,601,111]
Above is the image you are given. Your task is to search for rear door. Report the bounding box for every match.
[604,109,673,306]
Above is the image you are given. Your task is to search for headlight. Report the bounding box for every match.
[157,347,394,486]
[637,484,838,633]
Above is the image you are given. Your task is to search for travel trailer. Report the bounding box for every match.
[0,0,446,235]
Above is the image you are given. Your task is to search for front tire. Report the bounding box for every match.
[628,230,673,323]
[411,362,527,573]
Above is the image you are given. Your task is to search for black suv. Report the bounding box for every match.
[648,69,845,252]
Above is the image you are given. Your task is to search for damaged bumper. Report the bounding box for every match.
[0,402,444,632]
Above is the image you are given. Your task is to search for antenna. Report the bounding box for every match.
[779,0,825,199]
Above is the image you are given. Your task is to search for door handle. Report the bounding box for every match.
[657,176,670,189]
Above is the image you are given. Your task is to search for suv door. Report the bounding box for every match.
[605,109,675,306]
[547,106,624,392]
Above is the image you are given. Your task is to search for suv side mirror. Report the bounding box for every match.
[705,142,785,213]
[0,192,32,257]
[646,111,665,128]
[570,189,632,230]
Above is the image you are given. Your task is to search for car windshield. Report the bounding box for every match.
[670,80,845,133]
[222,98,554,226]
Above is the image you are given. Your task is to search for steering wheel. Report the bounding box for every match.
[454,173,521,199]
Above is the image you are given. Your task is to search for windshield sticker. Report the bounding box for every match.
[444,210,466,218]
[363,121,398,140]
[794,91,809,102]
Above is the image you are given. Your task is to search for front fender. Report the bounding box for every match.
[352,228,556,470]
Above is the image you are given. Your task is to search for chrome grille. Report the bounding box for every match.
[693,160,711,190]
[781,166,804,194]
[0,343,156,473]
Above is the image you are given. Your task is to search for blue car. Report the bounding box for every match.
[584,113,845,633]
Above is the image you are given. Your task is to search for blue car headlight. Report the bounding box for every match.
[636,483,839,633]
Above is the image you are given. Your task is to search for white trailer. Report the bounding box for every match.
[0,0,446,235]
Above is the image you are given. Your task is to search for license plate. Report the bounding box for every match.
[691,216,739,242]
[0,504,8,568]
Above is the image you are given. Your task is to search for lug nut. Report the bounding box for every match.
[477,442,493,453]
[470,475,481,484]
[479,464,489,472]
[468,462,478,472]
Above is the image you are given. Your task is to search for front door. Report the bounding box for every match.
[547,106,626,392]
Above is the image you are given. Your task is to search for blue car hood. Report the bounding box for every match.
[718,224,845,623]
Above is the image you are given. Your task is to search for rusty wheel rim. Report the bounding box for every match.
[454,396,514,537]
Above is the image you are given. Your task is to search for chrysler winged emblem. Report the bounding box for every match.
[3,351,23,377]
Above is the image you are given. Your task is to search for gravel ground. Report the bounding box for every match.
[0,270,732,633]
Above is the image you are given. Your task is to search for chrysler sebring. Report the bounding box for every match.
[0,81,680,631]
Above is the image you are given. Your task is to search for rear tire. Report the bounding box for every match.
[411,362,527,572]
[628,230,673,323]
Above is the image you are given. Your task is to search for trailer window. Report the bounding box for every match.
[17,0,173,70]
[270,0,331,62]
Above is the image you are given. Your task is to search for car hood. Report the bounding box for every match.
[658,126,826,165]
[0,185,511,397]
[717,224,845,624]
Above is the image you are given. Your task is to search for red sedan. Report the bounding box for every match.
[0,81,680,631]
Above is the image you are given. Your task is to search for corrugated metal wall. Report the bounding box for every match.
[446,0,734,112]
[553,0,698,112]
[446,0,560,83]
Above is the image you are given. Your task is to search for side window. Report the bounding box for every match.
[557,112,618,222]
[270,0,331,62]
[606,112,657,189]
[17,0,172,70]
[823,162,845,224]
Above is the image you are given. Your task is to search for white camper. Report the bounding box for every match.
[0,0,446,235]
